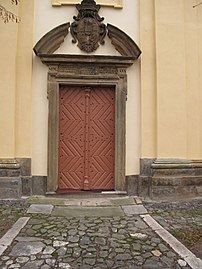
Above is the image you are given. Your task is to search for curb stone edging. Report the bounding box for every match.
[141,214,202,269]
[0,217,30,255]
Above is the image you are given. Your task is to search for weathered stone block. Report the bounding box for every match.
[126,175,138,195]
[0,177,22,199]
[138,176,152,198]
[152,185,198,200]
[16,158,31,176]
[21,176,32,196]
[138,158,202,200]
[0,169,21,177]
[140,158,155,176]
[32,176,47,195]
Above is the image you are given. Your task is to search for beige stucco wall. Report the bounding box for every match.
[0,0,34,158]
[140,0,202,160]
[32,0,140,176]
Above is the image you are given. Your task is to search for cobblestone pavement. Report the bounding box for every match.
[0,200,28,238]
[145,199,202,259]
[0,196,201,269]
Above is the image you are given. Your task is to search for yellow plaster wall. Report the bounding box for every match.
[0,0,18,157]
[140,0,157,158]
[15,0,34,157]
[155,0,187,158]
[0,0,34,158]
[140,0,202,160]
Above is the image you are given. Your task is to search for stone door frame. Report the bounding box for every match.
[40,54,134,193]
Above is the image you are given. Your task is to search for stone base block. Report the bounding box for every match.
[139,158,202,200]
[138,176,152,198]
[151,185,198,200]
[32,176,47,195]
[126,175,138,196]
[0,177,22,199]
[21,176,47,196]
[0,158,47,199]
[21,176,33,196]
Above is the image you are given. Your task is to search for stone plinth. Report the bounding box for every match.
[139,158,202,200]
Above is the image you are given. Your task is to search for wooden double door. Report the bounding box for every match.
[58,85,115,191]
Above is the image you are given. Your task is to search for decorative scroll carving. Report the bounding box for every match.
[70,0,107,53]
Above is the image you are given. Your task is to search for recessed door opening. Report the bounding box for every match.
[58,85,115,192]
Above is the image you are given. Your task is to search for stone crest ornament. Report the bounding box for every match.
[70,0,107,53]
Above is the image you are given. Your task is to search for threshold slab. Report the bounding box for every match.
[52,206,124,217]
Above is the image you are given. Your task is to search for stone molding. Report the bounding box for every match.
[0,159,20,170]
[152,159,202,170]
[0,158,31,177]
[39,54,133,193]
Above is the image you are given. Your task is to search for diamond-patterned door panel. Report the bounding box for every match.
[58,86,115,191]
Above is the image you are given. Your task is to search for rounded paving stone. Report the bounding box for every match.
[45,259,56,266]
[16,257,29,264]
[43,246,55,255]
[1,256,10,261]
[9,264,21,268]
[68,236,79,243]
[115,254,132,261]
[95,237,106,245]
[10,242,45,256]
[58,262,71,268]
[57,246,67,256]
[80,237,91,245]
[41,265,51,269]
[22,260,44,269]
[53,240,69,247]
[178,259,187,267]
[6,260,13,265]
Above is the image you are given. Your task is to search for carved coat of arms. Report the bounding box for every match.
[70,0,107,53]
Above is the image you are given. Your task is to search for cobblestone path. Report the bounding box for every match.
[0,197,200,269]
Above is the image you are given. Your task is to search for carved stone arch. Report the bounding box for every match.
[33,24,141,58]
[34,22,70,55]
[107,24,141,58]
